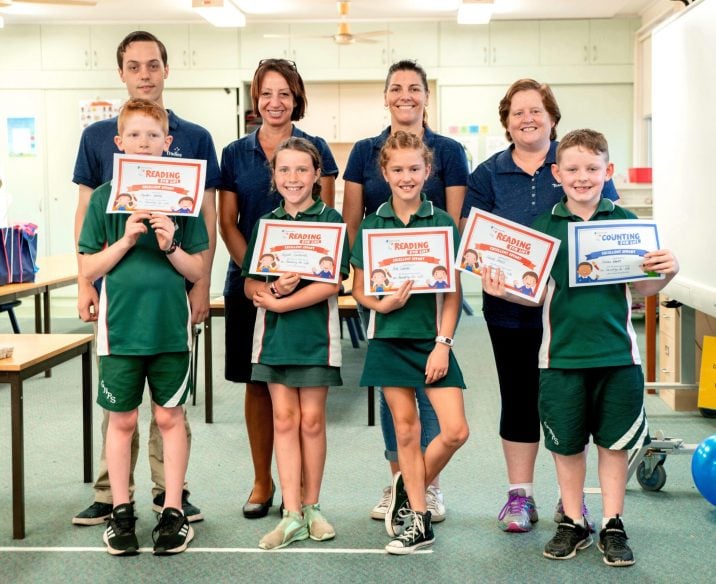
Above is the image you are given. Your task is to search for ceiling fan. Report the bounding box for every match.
[0,0,97,6]
[264,1,391,46]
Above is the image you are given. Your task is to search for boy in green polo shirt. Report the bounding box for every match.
[78,98,208,556]
[482,129,678,567]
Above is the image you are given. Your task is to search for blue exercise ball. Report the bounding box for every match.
[691,434,716,506]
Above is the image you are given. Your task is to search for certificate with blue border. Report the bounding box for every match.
[568,220,664,287]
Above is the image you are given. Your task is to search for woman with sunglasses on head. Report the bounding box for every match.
[218,59,338,519]
[342,60,469,523]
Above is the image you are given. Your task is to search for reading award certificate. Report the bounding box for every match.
[568,219,663,286]
[248,219,347,284]
[362,227,455,296]
[457,208,560,303]
[108,153,206,216]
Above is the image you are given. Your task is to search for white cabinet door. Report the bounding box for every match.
[389,22,439,69]
[89,25,140,70]
[41,26,91,70]
[138,24,190,69]
[589,19,636,65]
[489,21,540,66]
[339,23,390,69]
[0,26,42,71]
[438,22,490,67]
[301,84,340,142]
[240,23,291,69]
[539,20,591,66]
[189,25,240,70]
[290,24,340,70]
[338,83,389,143]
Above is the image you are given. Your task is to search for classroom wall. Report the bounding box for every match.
[0,18,641,307]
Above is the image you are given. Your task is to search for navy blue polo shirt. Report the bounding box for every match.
[460,140,619,328]
[73,110,221,189]
[218,125,338,295]
[343,126,469,216]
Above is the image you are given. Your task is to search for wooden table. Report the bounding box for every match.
[202,296,375,426]
[0,333,94,539]
[0,253,78,335]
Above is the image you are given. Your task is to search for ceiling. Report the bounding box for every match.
[0,0,658,25]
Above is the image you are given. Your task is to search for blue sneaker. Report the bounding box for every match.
[498,488,538,532]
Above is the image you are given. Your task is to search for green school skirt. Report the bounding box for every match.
[360,338,466,389]
[252,364,342,387]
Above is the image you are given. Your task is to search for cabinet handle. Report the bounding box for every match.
[483,46,488,65]
[492,47,496,64]
[592,45,598,63]
[92,50,98,69]
[84,49,89,69]
[381,48,387,64]
[583,45,589,63]
[333,122,337,141]
[292,49,297,60]
[192,49,197,68]
[183,50,188,68]
[391,48,396,62]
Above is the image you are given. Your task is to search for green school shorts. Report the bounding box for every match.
[98,352,191,412]
[251,364,342,387]
[360,338,466,389]
[538,365,650,455]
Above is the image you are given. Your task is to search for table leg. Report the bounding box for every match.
[82,345,93,482]
[44,291,52,378]
[368,386,375,427]
[33,295,42,334]
[10,377,25,539]
[204,316,213,424]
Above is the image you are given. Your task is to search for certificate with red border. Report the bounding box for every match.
[248,219,346,284]
[457,208,560,303]
[108,153,206,216]
[362,227,455,296]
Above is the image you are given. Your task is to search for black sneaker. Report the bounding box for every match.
[598,515,635,567]
[543,515,593,560]
[385,472,410,537]
[73,501,113,526]
[385,510,434,555]
[152,489,203,523]
[103,503,139,556]
[152,507,194,555]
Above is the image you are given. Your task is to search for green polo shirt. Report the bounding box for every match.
[350,194,460,340]
[532,197,642,369]
[242,198,350,367]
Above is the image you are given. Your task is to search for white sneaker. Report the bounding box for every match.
[426,485,446,523]
[370,486,392,520]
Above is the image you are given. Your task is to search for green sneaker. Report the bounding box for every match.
[258,510,309,550]
[303,503,335,541]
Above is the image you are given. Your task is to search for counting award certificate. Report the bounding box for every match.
[248,219,346,284]
[568,219,663,287]
[107,154,206,216]
[362,227,455,296]
[457,208,560,303]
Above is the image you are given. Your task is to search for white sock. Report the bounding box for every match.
[573,516,586,527]
[509,483,534,497]
[602,516,618,529]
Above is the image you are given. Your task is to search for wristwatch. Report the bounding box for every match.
[435,335,454,347]
[164,239,178,255]
[269,282,283,298]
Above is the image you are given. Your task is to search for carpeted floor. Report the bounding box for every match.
[1,295,715,583]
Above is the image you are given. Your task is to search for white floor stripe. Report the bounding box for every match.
[0,546,432,555]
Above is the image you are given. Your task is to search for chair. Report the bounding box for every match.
[0,300,21,333]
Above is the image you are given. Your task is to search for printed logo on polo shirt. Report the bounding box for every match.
[166,146,183,158]
[552,183,562,189]
[100,379,116,404]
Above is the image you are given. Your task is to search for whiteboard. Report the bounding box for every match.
[652,0,716,317]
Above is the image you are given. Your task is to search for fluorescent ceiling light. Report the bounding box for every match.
[193,0,246,28]
[0,16,4,29]
[457,1,494,25]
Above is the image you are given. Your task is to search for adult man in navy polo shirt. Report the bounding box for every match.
[72,30,220,526]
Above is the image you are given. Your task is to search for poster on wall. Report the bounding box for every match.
[7,117,36,157]
[79,99,121,130]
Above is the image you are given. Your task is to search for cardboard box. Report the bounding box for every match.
[659,388,699,411]
[698,335,716,409]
